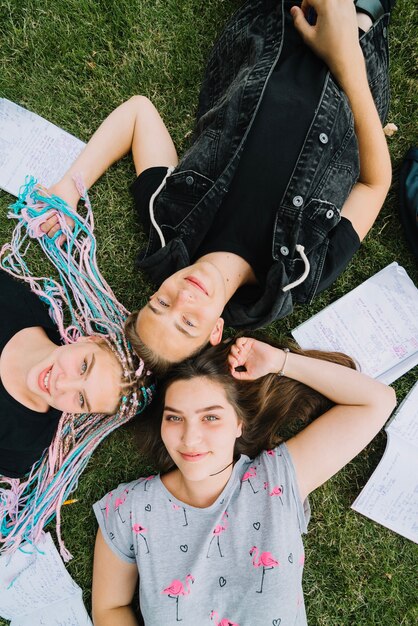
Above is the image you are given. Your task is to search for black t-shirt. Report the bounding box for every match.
[0,271,61,478]
[131,8,360,297]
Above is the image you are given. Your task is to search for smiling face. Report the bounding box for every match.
[135,261,226,363]
[26,337,123,414]
[160,377,242,483]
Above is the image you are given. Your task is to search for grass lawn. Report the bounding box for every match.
[1,0,417,624]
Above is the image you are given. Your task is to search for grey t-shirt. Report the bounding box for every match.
[93,443,310,625]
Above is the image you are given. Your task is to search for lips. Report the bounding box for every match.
[38,365,53,394]
[185,276,208,295]
[179,452,209,462]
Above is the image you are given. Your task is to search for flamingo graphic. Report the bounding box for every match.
[114,488,130,523]
[210,609,240,625]
[103,491,113,519]
[132,522,150,554]
[249,546,279,593]
[207,511,228,558]
[263,482,284,505]
[241,466,258,494]
[162,574,194,622]
[170,500,189,526]
[143,475,154,491]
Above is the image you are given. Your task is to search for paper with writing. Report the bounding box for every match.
[352,382,418,543]
[0,98,85,197]
[292,263,418,383]
[0,532,92,625]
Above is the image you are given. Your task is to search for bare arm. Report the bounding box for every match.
[292,0,391,240]
[44,96,178,236]
[229,338,397,501]
[92,529,139,626]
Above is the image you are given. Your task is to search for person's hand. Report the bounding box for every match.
[291,0,364,86]
[228,336,287,381]
[40,179,79,241]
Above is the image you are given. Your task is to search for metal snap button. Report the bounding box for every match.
[280,246,289,256]
[326,209,334,219]
[319,133,329,144]
[185,175,194,186]
[292,195,303,207]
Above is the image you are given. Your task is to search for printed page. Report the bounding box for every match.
[11,593,92,626]
[0,98,85,197]
[0,533,92,624]
[386,381,418,446]
[352,383,418,543]
[351,433,418,543]
[292,263,418,383]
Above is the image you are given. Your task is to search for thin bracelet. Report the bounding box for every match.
[277,348,290,377]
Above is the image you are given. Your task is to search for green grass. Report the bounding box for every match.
[1,0,417,624]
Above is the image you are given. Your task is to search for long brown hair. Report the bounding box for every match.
[135,332,356,472]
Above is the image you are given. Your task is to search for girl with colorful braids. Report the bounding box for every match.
[92,334,396,625]
[0,177,154,561]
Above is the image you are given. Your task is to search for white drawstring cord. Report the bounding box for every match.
[149,165,176,248]
[282,244,310,292]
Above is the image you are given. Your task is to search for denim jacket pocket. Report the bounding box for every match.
[155,169,214,232]
[178,128,221,181]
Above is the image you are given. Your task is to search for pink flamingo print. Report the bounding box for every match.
[263,482,284,505]
[103,491,113,519]
[162,574,194,622]
[210,610,240,625]
[241,466,258,494]
[114,488,130,523]
[132,522,150,554]
[143,475,155,491]
[207,511,228,558]
[170,500,189,526]
[249,546,279,593]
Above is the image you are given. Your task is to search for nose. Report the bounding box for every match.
[181,421,202,448]
[175,288,195,306]
[54,372,78,393]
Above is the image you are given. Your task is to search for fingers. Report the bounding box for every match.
[40,214,60,237]
[228,337,254,378]
[40,213,75,240]
[290,6,313,41]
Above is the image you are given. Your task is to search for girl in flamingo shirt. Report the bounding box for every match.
[92,334,396,625]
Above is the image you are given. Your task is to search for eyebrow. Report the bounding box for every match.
[147,302,197,339]
[164,405,225,414]
[82,353,95,413]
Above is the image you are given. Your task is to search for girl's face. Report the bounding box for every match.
[161,377,242,482]
[26,337,122,414]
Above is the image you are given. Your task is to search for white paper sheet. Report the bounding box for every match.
[0,99,85,197]
[0,533,92,625]
[292,263,418,383]
[352,382,418,543]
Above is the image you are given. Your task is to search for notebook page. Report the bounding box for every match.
[292,263,418,383]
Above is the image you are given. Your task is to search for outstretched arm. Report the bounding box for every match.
[43,96,178,237]
[229,337,396,501]
[92,529,139,626]
[291,0,392,240]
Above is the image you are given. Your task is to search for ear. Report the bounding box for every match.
[208,318,224,346]
[76,335,102,344]
[236,421,243,438]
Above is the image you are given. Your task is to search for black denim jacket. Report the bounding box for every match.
[137,0,390,329]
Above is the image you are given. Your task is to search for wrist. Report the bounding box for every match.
[275,348,290,377]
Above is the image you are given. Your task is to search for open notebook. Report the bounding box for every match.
[352,382,418,543]
[0,98,85,197]
[292,263,418,384]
